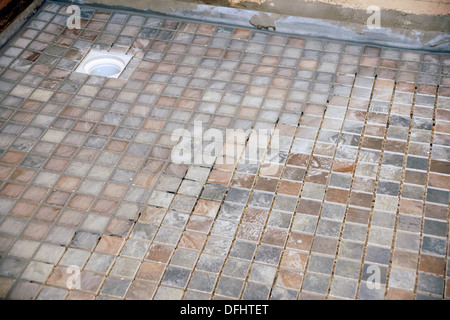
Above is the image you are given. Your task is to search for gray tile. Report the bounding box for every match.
[188,271,217,293]
[417,272,444,295]
[162,266,191,288]
[70,231,100,250]
[229,240,257,260]
[101,276,131,298]
[242,282,270,300]
[215,276,244,298]
[302,273,331,294]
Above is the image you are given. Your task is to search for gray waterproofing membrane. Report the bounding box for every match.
[1,0,449,53]
[67,0,450,53]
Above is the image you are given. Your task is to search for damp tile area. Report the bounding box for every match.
[0,1,449,300]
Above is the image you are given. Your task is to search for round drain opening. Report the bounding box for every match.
[83,56,126,78]
[89,63,121,77]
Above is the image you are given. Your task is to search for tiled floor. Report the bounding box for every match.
[0,1,449,300]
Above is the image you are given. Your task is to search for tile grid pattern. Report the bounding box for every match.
[0,1,448,299]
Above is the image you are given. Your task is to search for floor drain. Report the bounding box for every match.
[75,50,133,78]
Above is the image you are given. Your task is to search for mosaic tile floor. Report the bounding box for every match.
[0,0,449,300]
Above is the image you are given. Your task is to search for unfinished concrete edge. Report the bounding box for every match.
[0,0,45,49]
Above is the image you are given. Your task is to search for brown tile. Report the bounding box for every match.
[364,124,386,137]
[278,180,302,196]
[260,164,283,178]
[143,118,165,131]
[91,199,118,215]
[430,159,450,175]
[396,81,415,93]
[349,191,373,208]
[360,56,378,67]
[72,121,94,133]
[34,206,60,222]
[106,139,128,152]
[46,190,71,206]
[361,136,384,150]
[164,163,188,178]
[57,209,84,227]
[254,177,278,192]
[186,215,214,234]
[106,218,133,237]
[325,187,349,204]
[126,280,157,300]
[276,268,303,290]
[21,221,50,240]
[145,243,174,263]
[156,95,177,108]
[118,155,143,170]
[386,288,414,300]
[136,261,165,282]
[233,28,251,40]
[53,145,77,158]
[55,176,81,191]
[178,230,207,250]
[61,106,84,118]
[11,111,35,124]
[287,153,309,167]
[0,183,26,198]
[46,265,72,288]
[286,232,314,252]
[0,151,25,165]
[236,223,262,242]
[297,199,321,216]
[10,168,36,183]
[424,203,447,221]
[44,158,69,172]
[0,165,13,179]
[231,173,255,189]
[272,77,291,88]
[206,169,231,185]
[255,65,276,75]
[97,88,117,99]
[305,169,328,185]
[261,227,288,247]
[194,200,221,217]
[141,159,165,174]
[177,99,197,110]
[405,170,427,186]
[101,183,127,199]
[237,106,258,119]
[241,207,269,225]
[418,254,445,275]
[280,249,307,271]
[398,199,423,216]
[287,36,305,47]
[68,194,94,210]
[332,159,355,173]
[47,69,70,80]
[75,148,99,162]
[282,166,306,181]
[95,235,124,255]
[392,250,418,270]
[299,59,318,70]
[311,236,338,255]
[21,185,48,202]
[346,207,370,224]
[10,201,37,218]
[133,173,157,188]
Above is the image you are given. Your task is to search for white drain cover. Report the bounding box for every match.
[75,50,133,78]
